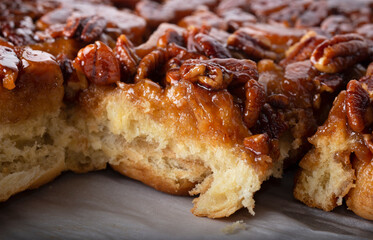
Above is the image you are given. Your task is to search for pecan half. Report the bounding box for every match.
[164,44,208,85]
[134,48,168,83]
[320,15,354,35]
[64,15,107,42]
[295,1,328,28]
[186,29,231,59]
[244,79,266,128]
[359,76,373,97]
[135,0,172,29]
[313,73,344,93]
[180,59,226,90]
[114,34,140,82]
[244,133,270,156]
[0,45,19,90]
[218,8,257,31]
[311,34,369,73]
[251,103,288,139]
[216,0,251,15]
[280,31,327,67]
[234,24,305,50]
[135,23,185,58]
[250,0,290,17]
[178,9,227,31]
[165,68,181,85]
[136,0,217,30]
[267,94,289,109]
[166,43,207,62]
[227,29,277,61]
[346,80,372,133]
[266,0,308,27]
[157,29,185,49]
[73,41,120,85]
[179,58,258,90]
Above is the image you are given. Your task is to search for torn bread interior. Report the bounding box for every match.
[294,75,373,220]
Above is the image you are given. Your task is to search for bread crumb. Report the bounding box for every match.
[222,220,247,234]
[337,196,343,206]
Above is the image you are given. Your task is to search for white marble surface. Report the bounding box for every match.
[0,168,372,239]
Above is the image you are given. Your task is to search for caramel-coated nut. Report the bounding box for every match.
[227,29,277,61]
[114,34,140,81]
[346,80,371,133]
[0,45,19,90]
[64,15,107,42]
[244,133,270,155]
[281,31,326,67]
[135,48,168,82]
[244,79,266,128]
[311,34,369,73]
[73,41,120,85]
[180,58,258,90]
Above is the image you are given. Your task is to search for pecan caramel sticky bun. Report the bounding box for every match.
[1,0,373,220]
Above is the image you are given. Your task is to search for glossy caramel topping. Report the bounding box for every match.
[0,45,19,90]
[74,41,120,86]
[0,45,63,123]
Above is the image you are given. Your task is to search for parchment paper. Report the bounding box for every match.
[1,168,372,240]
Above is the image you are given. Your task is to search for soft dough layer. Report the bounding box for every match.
[0,114,66,201]
[294,93,355,211]
[68,80,273,218]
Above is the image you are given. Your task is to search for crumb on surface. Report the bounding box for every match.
[222,220,248,234]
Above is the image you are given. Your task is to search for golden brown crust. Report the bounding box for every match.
[0,113,66,202]
[111,162,196,195]
[346,157,373,220]
[28,157,65,190]
[0,163,65,202]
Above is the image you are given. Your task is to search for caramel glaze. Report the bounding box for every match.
[0,40,64,124]
[78,79,273,176]
[30,38,84,62]
[240,23,306,48]
[310,92,372,166]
